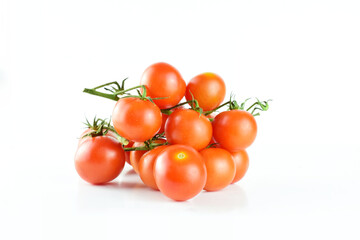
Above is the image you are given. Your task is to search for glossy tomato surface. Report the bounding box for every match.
[185,72,226,111]
[230,149,249,184]
[74,136,125,184]
[200,148,235,191]
[140,62,186,109]
[138,145,168,190]
[165,109,212,150]
[154,145,206,201]
[213,110,257,151]
[112,97,162,142]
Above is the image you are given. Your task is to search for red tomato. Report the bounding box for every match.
[74,136,125,184]
[213,110,257,151]
[157,113,169,135]
[154,145,206,201]
[112,97,162,142]
[130,139,166,174]
[124,141,134,165]
[138,145,168,190]
[200,148,235,191]
[165,109,212,150]
[230,150,249,184]
[129,142,147,174]
[185,73,226,111]
[140,62,186,109]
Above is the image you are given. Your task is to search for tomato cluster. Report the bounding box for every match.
[75,62,270,201]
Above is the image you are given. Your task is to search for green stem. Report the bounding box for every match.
[123,142,168,152]
[113,85,144,95]
[204,101,231,116]
[94,81,121,90]
[161,100,195,113]
[83,88,119,101]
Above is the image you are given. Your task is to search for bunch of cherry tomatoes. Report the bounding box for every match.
[74,62,270,201]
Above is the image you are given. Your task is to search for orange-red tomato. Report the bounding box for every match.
[124,141,134,165]
[140,62,186,109]
[230,150,249,184]
[112,97,162,142]
[185,73,226,111]
[157,113,169,135]
[74,136,125,184]
[213,110,257,151]
[165,109,212,150]
[138,145,168,190]
[129,142,147,174]
[130,139,166,174]
[200,148,235,191]
[154,145,206,201]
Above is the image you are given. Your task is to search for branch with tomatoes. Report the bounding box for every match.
[75,62,271,201]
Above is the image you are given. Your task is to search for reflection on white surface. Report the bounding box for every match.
[76,167,248,214]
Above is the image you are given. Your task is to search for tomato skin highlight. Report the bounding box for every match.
[185,73,226,111]
[112,97,162,142]
[74,136,125,184]
[200,148,235,191]
[154,145,207,201]
[140,62,186,109]
[165,109,212,150]
[138,145,168,190]
[230,150,249,184]
[213,110,257,151]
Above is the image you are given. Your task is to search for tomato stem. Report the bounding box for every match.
[83,88,120,101]
[204,101,231,116]
[123,142,168,152]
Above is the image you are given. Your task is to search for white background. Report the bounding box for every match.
[1,0,360,239]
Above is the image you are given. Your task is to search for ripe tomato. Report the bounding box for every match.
[124,141,134,165]
[154,145,206,201]
[230,150,249,184]
[185,73,226,111]
[157,113,169,135]
[130,139,166,174]
[213,110,257,151]
[165,109,212,150]
[129,142,147,174]
[138,145,168,190]
[200,148,235,191]
[112,97,162,142]
[140,62,186,109]
[74,136,125,184]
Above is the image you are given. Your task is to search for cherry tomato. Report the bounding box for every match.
[112,97,162,142]
[157,113,169,135]
[185,73,226,111]
[200,148,235,191]
[130,139,166,174]
[129,142,147,174]
[140,62,186,109]
[165,109,212,150]
[230,150,249,184]
[124,141,134,165]
[138,145,168,190]
[74,136,125,184]
[154,145,206,201]
[213,110,257,151]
